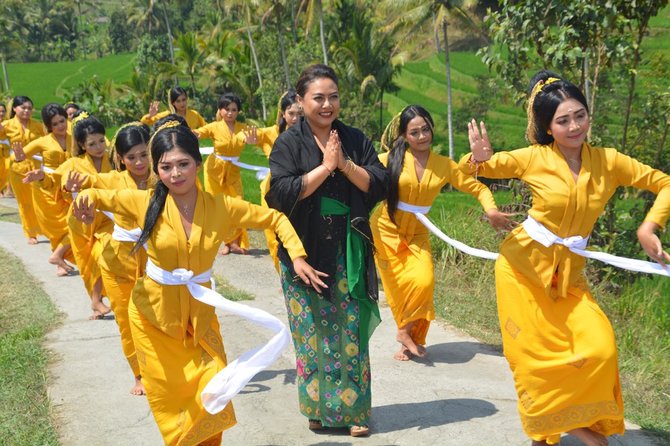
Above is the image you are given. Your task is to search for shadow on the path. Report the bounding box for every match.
[240,368,297,395]
[413,341,502,366]
[245,248,270,257]
[371,398,498,433]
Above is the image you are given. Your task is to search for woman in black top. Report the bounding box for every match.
[266,64,387,437]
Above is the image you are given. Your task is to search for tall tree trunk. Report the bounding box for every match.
[433,11,440,52]
[442,20,454,160]
[622,22,648,154]
[379,89,384,139]
[1,56,9,91]
[319,5,328,65]
[246,22,267,120]
[277,19,291,88]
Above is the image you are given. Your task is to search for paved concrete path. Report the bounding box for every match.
[0,196,658,446]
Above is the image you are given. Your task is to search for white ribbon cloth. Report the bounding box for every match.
[144,258,291,414]
[522,215,670,276]
[0,138,9,146]
[112,224,142,243]
[398,200,500,261]
[215,154,270,181]
[31,155,55,174]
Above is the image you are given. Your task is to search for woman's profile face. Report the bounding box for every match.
[298,77,340,131]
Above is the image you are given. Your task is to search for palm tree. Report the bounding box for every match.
[224,0,268,120]
[297,0,328,65]
[127,0,161,35]
[383,0,477,159]
[164,31,206,96]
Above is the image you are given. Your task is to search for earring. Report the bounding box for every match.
[547,130,552,135]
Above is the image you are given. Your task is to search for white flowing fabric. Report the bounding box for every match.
[215,154,269,181]
[31,155,55,174]
[522,215,670,276]
[0,138,9,146]
[144,258,291,414]
[397,200,500,261]
[112,224,142,243]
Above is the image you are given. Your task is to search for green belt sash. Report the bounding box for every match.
[320,197,380,352]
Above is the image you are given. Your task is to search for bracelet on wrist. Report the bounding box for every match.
[321,163,335,176]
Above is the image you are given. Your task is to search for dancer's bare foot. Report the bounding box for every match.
[531,441,549,446]
[90,301,111,320]
[49,253,74,276]
[393,347,412,361]
[219,244,231,256]
[228,242,247,255]
[567,427,608,446]
[28,237,38,245]
[130,377,146,396]
[56,265,71,277]
[396,329,426,357]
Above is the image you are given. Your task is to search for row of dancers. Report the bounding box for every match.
[2,63,669,445]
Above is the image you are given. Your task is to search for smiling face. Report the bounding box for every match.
[14,102,33,121]
[50,114,68,137]
[298,77,340,131]
[83,133,107,159]
[403,116,433,154]
[549,98,590,153]
[121,143,149,179]
[157,147,199,196]
[172,94,188,114]
[283,103,303,129]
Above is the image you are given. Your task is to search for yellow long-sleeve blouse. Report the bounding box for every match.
[141,109,207,130]
[374,150,497,254]
[3,116,46,147]
[459,142,670,298]
[22,132,73,168]
[195,121,247,157]
[78,188,307,343]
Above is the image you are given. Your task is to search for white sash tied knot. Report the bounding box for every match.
[398,200,500,261]
[523,215,670,276]
[144,258,291,414]
[215,154,270,181]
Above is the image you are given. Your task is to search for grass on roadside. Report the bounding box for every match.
[214,274,255,301]
[0,204,21,224]
[0,248,60,445]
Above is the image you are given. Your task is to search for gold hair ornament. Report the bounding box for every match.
[380,112,402,152]
[110,121,144,171]
[71,111,90,129]
[526,77,560,144]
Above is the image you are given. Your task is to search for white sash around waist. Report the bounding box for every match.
[30,155,56,174]
[0,138,9,147]
[522,215,670,276]
[398,200,500,260]
[144,258,291,414]
[112,224,142,243]
[215,154,269,180]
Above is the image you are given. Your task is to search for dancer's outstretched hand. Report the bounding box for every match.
[292,257,329,293]
[148,101,160,118]
[73,194,96,225]
[23,169,44,183]
[12,141,25,162]
[485,208,518,233]
[244,126,258,145]
[65,171,87,193]
[468,119,493,162]
[637,221,670,268]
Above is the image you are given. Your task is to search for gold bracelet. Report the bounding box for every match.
[321,163,333,174]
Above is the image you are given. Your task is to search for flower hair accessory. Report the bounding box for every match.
[380,112,402,152]
[526,77,560,144]
[71,111,90,129]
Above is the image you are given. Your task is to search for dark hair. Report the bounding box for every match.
[41,103,67,132]
[295,64,338,97]
[217,92,241,111]
[528,70,589,145]
[278,90,299,133]
[64,102,80,112]
[133,123,201,253]
[73,112,106,156]
[152,113,188,134]
[112,124,150,170]
[169,86,188,105]
[10,96,33,118]
[386,105,434,224]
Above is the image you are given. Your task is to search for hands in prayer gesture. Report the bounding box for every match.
[72,194,96,225]
[320,130,343,173]
[468,119,493,163]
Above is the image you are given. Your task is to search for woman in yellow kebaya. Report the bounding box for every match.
[242,90,303,271]
[67,122,152,395]
[141,86,207,130]
[0,102,11,196]
[16,103,75,276]
[62,112,114,319]
[371,105,511,361]
[194,92,248,255]
[462,70,670,446]
[72,121,325,446]
[5,96,46,243]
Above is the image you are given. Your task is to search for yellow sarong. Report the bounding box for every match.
[496,255,623,444]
